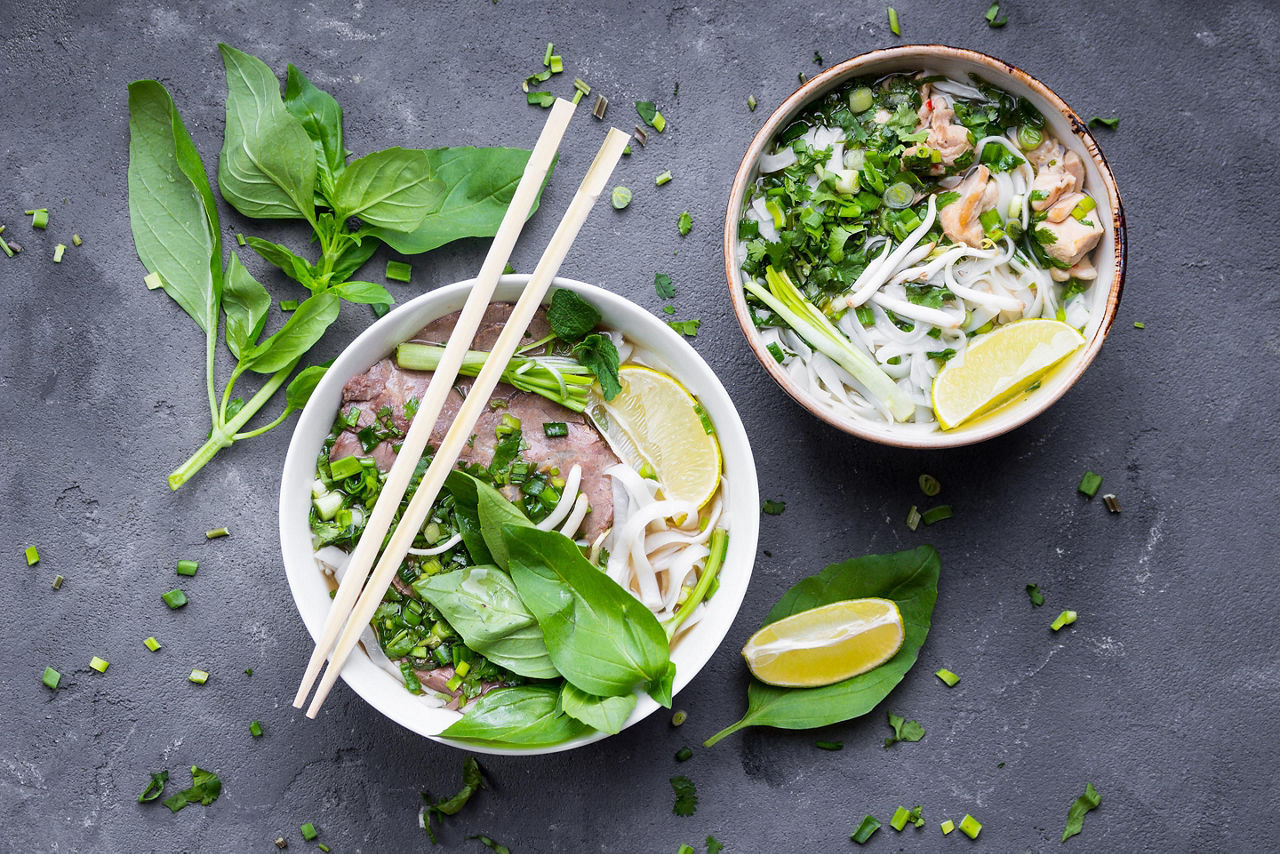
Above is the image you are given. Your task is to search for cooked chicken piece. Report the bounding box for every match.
[1045,191,1087,223]
[1029,138,1087,211]
[940,165,999,248]
[1068,257,1098,280]
[1038,214,1103,269]
[904,86,971,174]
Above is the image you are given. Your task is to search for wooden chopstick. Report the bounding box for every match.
[304,127,632,718]
[291,99,576,711]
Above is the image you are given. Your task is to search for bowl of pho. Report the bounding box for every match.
[280,275,759,754]
[725,45,1125,448]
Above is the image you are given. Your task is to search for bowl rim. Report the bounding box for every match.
[723,43,1127,449]
[278,274,759,755]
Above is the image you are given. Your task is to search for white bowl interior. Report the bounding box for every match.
[728,49,1121,448]
[279,275,759,754]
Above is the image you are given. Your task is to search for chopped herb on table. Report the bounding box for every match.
[162,589,188,609]
[918,473,941,496]
[422,757,485,843]
[90,656,110,673]
[671,774,698,816]
[145,636,162,652]
[636,100,667,132]
[654,272,675,299]
[747,94,757,112]
[469,835,511,854]
[1103,494,1121,513]
[887,6,901,35]
[815,740,842,750]
[1026,583,1045,607]
[985,1,1008,26]
[24,545,39,565]
[1079,470,1103,497]
[386,259,413,283]
[42,667,61,690]
[761,499,786,515]
[138,770,169,803]
[884,710,925,747]
[706,836,724,854]
[1089,116,1119,129]
[300,822,319,841]
[25,208,49,229]
[161,766,222,813]
[250,720,264,737]
[1062,782,1101,841]
[851,815,881,844]
[667,318,701,337]
[1051,609,1078,631]
[959,814,982,839]
[677,211,692,235]
[920,504,952,525]
[934,667,960,687]
[655,170,673,186]
[674,746,693,762]
[611,186,632,209]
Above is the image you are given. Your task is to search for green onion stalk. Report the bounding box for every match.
[664,528,729,640]
[396,343,595,412]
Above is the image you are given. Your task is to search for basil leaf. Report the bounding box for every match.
[1062,782,1101,842]
[546,288,601,340]
[417,566,559,678]
[127,80,222,335]
[440,685,592,747]
[245,291,340,374]
[244,236,316,289]
[329,280,393,306]
[476,480,535,571]
[573,333,622,401]
[329,237,380,283]
[283,63,345,195]
[369,147,547,254]
[217,44,316,221]
[647,660,677,708]
[443,470,493,565]
[222,254,271,359]
[284,362,331,413]
[332,147,439,232]
[502,524,672,700]
[704,546,940,746]
[559,682,637,735]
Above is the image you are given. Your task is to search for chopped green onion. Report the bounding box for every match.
[883,182,914,209]
[42,667,61,689]
[72,233,83,246]
[454,660,471,678]
[1070,195,1096,222]
[935,668,960,687]
[318,845,330,854]
[1078,470,1103,497]
[890,807,911,831]
[1133,321,1145,329]
[250,720,264,738]
[671,709,688,726]
[144,272,164,290]
[592,94,608,120]
[677,211,692,235]
[386,259,412,283]
[1088,116,1119,129]
[244,668,253,676]
[693,403,715,435]
[542,421,568,438]
[0,230,12,258]
[162,589,188,609]
[766,342,786,363]
[762,499,785,516]
[921,505,952,525]
[677,846,694,854]
[24,545,39,565]
[851,815,881,844]
[1026,583,1045,607]
[189,669,209,684]
[205,527,229,539]
[941,819,955,835]
[1051,610,1078,631]
[329,455,363,480]
[53,243,66,263]
[979,207,1003,233]
[527,91,556,108]
[674,746,693,761]
[301,822,319,841]
[25,208,49,229]
[848,87,873,113]
[815,740,843,750]
[1103,493,1121,513]
[908,504,921,532]
[279,299,299,312]
[176,559,199,577]
[548,55,563,74]
[887,6,901,35]
[918,474,941,496]
[747,94,758,111]
[274,838,287,849]
[145,636,162,652]
[573,77,591,95]
[656,170,673,186]
[1017,124,1043,150]
[52,574,64,590]
[984,1,1007,26]
[90,656,110,673]
[445,673,463,692]
[959,814,982,839]
[235,233,245,246]
[496,413,521,436]
[611,186,632,209]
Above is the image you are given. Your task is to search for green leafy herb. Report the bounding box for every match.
[41,666,60,689]
[547,288,601,340]
[559,682,638,735]
[655,272,675,299]
[675,746,693,761]
[984,2,1007,26]
[421,757,485,843]
[1026,583,1045,607]
[161,766,222,813]
[572,333,622,400]
[705,546,940,746]
[671,775,698,817]
[441,685,592,747]
[851,815,881,844]
[636,101,666,132]
[1079,470,1103,498]
[762,499,786,516]
[667,318,701,337]
[138,770,169,803]
[908,805,925,828]
[1062,782,1101,842]
[815,740,843,750]
[706,836,724,854]
[677,211,692,235]
[884,710,925,747]
[469,835,512,854]
[1088,116,1119,130]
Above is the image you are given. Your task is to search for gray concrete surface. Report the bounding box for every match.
[3,0,1278,851]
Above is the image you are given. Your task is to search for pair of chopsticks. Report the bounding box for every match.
[293,98,631,718]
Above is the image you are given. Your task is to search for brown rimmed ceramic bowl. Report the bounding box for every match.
[724,44,1125,448]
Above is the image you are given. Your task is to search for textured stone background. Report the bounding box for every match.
[2,0,1278,851]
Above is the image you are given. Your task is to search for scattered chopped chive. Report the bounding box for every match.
[71,233,82,246]
[1133,321,1145,329]
[662,305,676,315]
[53,243,66,263]
[1103,493,1121,513]
[766,342,786,363]
[317,845,330,854]
[693,403,716,435]
[677,211,692,235]
[935,668,960,687]
[1026,583,1045,607]
[674,746,693,762]
[815,740,843,751]
[623,145,632,155]
[25,545,39,565]
[906,505,921,531]
[445,673,463,692]
[52,574,64,590]
[145,636,162,652]
[1088,116,1119,129]
[1078,470,1103,498]
[205,527,229,539]
[526,91,556,107]
[573,77,591,95]
[542,421,568,438]
[548,55,563,74]
[918,473,941,496]
[633,124,649,146]
[42,666,61,689]
[611,186,632,209]
[274,839,287,849]
[592,94,608,119]
[250,720,264,738]
[677,846,695,854]
[762,499,786,516]
[851,815,881,844]
[279,299,299,312]
[25,208,49,229]
[189,669,209,685]
[747,94,758,112]
[941,819,955,835]
[1062,782,1101,841]
[176,559,199,577]
[144,272,164,290]
[0,233,13,258]
[985,1,1007,26]
[542,41,554,66]
[522,70,550,92]
[235,233,246,246]
[329,455,363,480]
[656,170,673,186]
[959,814,982,839]
[890,806,911,831]
[162,589,188,609]
[300,822,319,841]
[90,656,110,673]
[385,259,412,283]
[921,505,952,525]
[887,6,901,35]
[244,668,253,676]
[1051,610,1078,632]
[671,709,688,726]
[571,88,585,105]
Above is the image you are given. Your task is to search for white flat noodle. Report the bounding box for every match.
[537,464,581,531]
[759,147,798,173]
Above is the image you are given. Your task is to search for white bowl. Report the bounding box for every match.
[279,275,760,754]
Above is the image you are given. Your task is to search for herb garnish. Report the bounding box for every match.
[1062,782,1101,842]
[421,757,485,843]
[706,837,724,854]
[654,272,675,299]
[1088,116,1119,129]
[546,289,622,400]
[636,101,666,132]
[610,186,632,209]
[884,710,925,747]
[762,499,786,515]
[934,668,960,687]
[1051,610,1078,631]
[671,774,698,816]
[161,766,222,813]
[1078,470,1103,497]
[984,2,1007,26]
[667,318,701,337]
[677,211,692,235]
[851,815,881,844]
[138,770,169,803]
[1026,583,1045,607]
[469,835,511,854]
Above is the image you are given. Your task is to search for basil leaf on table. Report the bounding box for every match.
[501,524,673,703]
[217,43,316,221]
[221,253,271,359]
[332,147,439,232]
[328,237,380,283]
[245,236,317,290]
[417,566,558,679]
[369,146,547,254]
[283,63,345,194]
[559,682,638,735]
[704,546,940,746]
[245,291,340,374]
[328,280,393,306]
[440,685,591,747]
[127,79,222,335]
[284,362,331,413]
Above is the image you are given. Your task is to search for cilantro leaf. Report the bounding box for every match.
[138,770,168,803]
[547,288,601,341]
[572,333,622,401]
[883,711,925,748]
[677,211,692,236]
[762,499,786,516]
[422,757,485,843]
[706,836,724,854]
[671,774,698,817]
[654,272,675,300]
[667,318,701,337]
[1026,583,1045,607]
[161,766,222,813]
[1062,782,1101,841]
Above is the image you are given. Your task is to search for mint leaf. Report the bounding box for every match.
[572,333,621,401]
[655,272,675,300]
[883,711,925,747]
[547,288,600,340]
